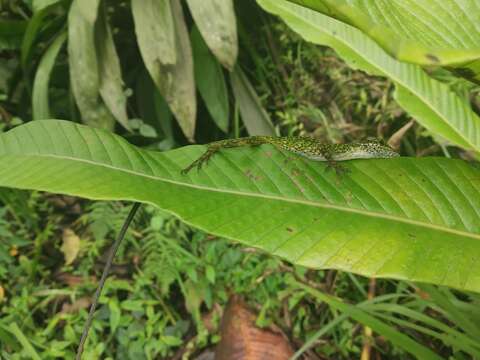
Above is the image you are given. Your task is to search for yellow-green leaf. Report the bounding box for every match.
[286,0,480,82]
[1,120,480,293]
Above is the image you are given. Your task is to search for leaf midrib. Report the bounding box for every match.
[273,0,477,150]
[10,152,480,241]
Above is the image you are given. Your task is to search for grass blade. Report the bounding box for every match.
[6,323,41,360]
[291,280,443,360]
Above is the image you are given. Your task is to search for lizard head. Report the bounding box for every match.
[355,139,400,158]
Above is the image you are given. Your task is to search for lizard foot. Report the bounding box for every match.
[181,147,217,174]
[324,161,351,178]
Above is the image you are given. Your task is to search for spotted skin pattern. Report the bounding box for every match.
[181,136,399,174]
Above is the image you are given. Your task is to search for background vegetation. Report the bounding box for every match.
[1,0,480,359]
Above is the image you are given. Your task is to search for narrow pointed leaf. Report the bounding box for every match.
[21,1,64,70]
[191,26,229,132]
[132,0,196,141]
[32,31,66,119]
[1,121,480,293]
[33,0,61,13]
[95,4,130,131]
[131,0,176,66]
[6,323,41,360]
[186,0,238,70]
[257,0,480,153]
[68,0,115,130]
[230,66,275,136]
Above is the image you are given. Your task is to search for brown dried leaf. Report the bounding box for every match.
[61,297,91,314]
[216,296,294,360]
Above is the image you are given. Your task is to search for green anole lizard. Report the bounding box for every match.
[181,136,399,174]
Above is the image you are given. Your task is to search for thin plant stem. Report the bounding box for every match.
[75,202,141,360]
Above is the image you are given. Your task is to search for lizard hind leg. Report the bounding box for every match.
[324,160,351,178]
[181,137,271,175]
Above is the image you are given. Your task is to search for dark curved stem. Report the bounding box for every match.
[75,202,141,360]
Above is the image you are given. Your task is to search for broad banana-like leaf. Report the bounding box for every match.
[1,120,480,293]
[286,0,480,83]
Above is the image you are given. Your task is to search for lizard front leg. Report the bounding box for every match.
[181,145,220,174]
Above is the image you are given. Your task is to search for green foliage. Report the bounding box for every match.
[1,194,479,358]
[0,0,269,140]
[2,0,480,358]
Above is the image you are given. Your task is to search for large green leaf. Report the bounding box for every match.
[286,0,480,82]
[2,120,480,293]
[132,0,196,141]
[186,0,238,70]
[68,0,115,130]
[258,0,480,153]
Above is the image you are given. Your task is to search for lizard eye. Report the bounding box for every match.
[365,137,386,145]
